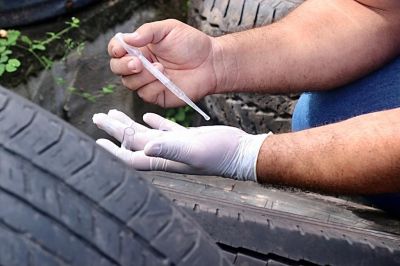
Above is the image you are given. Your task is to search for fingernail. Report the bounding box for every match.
[112,48,118,57]
[128,59,136,71]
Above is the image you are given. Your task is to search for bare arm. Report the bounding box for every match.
[213,0,400,94]
[256,108,400,194]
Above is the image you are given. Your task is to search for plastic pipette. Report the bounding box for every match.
[115,33,210,121]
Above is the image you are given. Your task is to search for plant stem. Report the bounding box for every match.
[40,27,72,46]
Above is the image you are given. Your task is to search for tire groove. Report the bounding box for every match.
[100,170,128,204]
[4,144,169,263]
[0,219,69,265]
[238,0,246,26]
[0,87,227,265]
[224,0,231,17]
[5,143,174,262]
[253,2,260,27]
[9,110,37,139]
[126,187,153,225]
[0,186,118,265]
[0,93,9,112]
[70,144,95,176]
[37,122,64,155]
[178,232,200,264]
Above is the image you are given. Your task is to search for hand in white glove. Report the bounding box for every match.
[92,110,271,181]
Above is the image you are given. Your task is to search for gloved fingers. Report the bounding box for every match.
[143,112,186,131]
[93,111,153,145]
[96,138,194,172]
[144,136,194,165]
[107,109,148,132]
[93,113,127,142]
[130,130,169,150]
[96,138,132,162]
[107,109,134,126]
[121,62,164,91]
[110,55,143,75]
[148,156,196,173]
[96,139,152,170]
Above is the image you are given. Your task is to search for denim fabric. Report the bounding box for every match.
[292,57,400,216]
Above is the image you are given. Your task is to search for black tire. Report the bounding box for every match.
[141,172,400,266]
[0,85,230,266]
[188,0,304,133]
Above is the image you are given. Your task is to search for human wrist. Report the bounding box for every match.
[210,35,239,94]
[233,132,273,182]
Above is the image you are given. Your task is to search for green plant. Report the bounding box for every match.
[20,17,82,69]
[166,106,195,127]
[0,17,83,77]
[0,30,21,76]
[66,83,116,103]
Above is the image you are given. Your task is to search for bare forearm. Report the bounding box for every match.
[213,0,400,94]
[256,108,400,194]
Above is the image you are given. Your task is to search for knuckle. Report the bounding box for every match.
[121,77,133,90]
[137,89,145,99]
[109,60,115,73]
[165,18,178,25]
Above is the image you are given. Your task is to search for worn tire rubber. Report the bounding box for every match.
[141,172,400,266]
[188,0,304,133]
[0,85,230,266]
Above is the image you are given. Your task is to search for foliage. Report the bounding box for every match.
[64,82,116,103]
[0,30,21,76]
[0,17,83,77]
[166,106,195,127]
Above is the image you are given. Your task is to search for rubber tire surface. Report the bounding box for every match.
[0,85,230,266]
[188,0,304,133]
[141,172,400,266]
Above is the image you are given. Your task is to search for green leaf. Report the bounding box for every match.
[41,56,53,69]
[71,17,80,27]
[0,55,8,63]
[56,77,66,86]
[6,30,20,45]
[2,49,12,56]
[20,35,32,45]
[175,108,186,121]
[8,58,20,67]
[76,42,85,54]
[67,87,77,93]
[0,39,6,46]
[0,64,4,76]
[0,46,5,53]
[101,84,115,94]
[66,17,80,28]
[82,92,96,102]
[165,109,176,118]
[64,38,72,47]
[46,32,56,38]
[6,59,20,73]
[32,44,46,51]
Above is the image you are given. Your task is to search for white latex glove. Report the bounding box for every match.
[92,110,271,181]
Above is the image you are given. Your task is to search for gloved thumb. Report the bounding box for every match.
[144,138,191,164]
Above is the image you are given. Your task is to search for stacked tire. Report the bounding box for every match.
[188,0,304,133]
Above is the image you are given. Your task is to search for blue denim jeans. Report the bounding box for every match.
[292,57,400,216]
